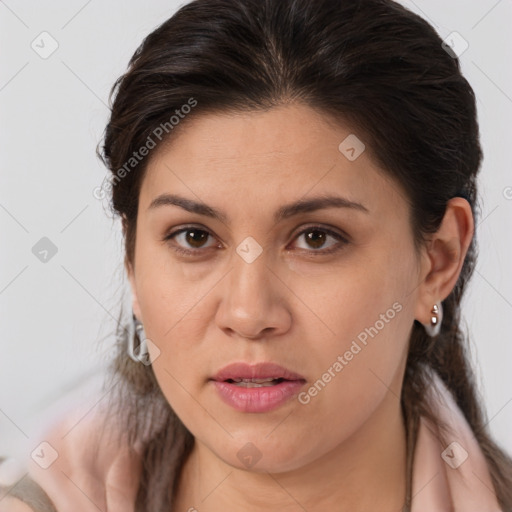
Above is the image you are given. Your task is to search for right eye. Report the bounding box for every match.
[164,226,220,256]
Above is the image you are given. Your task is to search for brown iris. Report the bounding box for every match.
[185,229,209,248]
[305,229,327,249]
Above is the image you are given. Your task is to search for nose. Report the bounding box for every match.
[214,251,292,341]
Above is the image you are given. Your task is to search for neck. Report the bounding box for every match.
[174,389,407,512]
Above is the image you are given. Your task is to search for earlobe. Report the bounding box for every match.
[414,197,474,327]
[423,302,443,337]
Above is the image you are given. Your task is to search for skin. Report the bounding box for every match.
[126,103,473,511]
[1,497,33,512]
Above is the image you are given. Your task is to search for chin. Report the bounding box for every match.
[214,435,318,475]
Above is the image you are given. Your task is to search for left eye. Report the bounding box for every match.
[292,226,348,253]
[164,225,348,255]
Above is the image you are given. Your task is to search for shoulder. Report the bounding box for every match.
[0,495,36,512]
[0,475,56,512]
[0,455,55,512]
[1,403,142,512]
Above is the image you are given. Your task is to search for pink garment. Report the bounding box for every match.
[411,371,502,511]
[0,371,503,511]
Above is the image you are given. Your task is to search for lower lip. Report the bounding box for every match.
[211,380,305,413]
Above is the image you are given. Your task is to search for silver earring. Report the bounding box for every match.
[424,302,442,337]
[127,313,151,364]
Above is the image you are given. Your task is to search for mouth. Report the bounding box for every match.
[211,361,306,383]
[223,377,289,388]
[210,362,306,413]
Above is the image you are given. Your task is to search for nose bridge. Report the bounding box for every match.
[229,241,274,310]
[215,241,291,338]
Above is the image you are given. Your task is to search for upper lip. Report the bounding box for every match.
[211,362,306,382]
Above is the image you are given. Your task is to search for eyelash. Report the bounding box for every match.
[163,225,350,257]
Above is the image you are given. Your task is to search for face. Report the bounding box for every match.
[127,103,423,472]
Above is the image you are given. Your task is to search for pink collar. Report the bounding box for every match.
[411,370,502,511]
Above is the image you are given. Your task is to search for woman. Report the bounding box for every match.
[2,0,511,510]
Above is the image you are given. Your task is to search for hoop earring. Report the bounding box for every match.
[127,313,151,364]
[423,302,443,337]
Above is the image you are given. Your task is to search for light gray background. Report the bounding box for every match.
[1,0,511,461]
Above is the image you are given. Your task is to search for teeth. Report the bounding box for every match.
[233,380,280,388]
[228,378,285,387]
[233,378,277,383]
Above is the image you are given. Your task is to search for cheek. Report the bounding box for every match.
[296,245,415,413]
[303,244,414,355]
[135,240,216,345]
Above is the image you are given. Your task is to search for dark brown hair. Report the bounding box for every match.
[97,0,512,510]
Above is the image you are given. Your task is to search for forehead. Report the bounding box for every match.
[139,103,407,221]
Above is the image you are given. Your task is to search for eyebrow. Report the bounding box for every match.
[148,193,369,223]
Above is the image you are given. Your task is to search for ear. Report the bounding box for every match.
[414,197,474,325]
[122,215,142,322]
